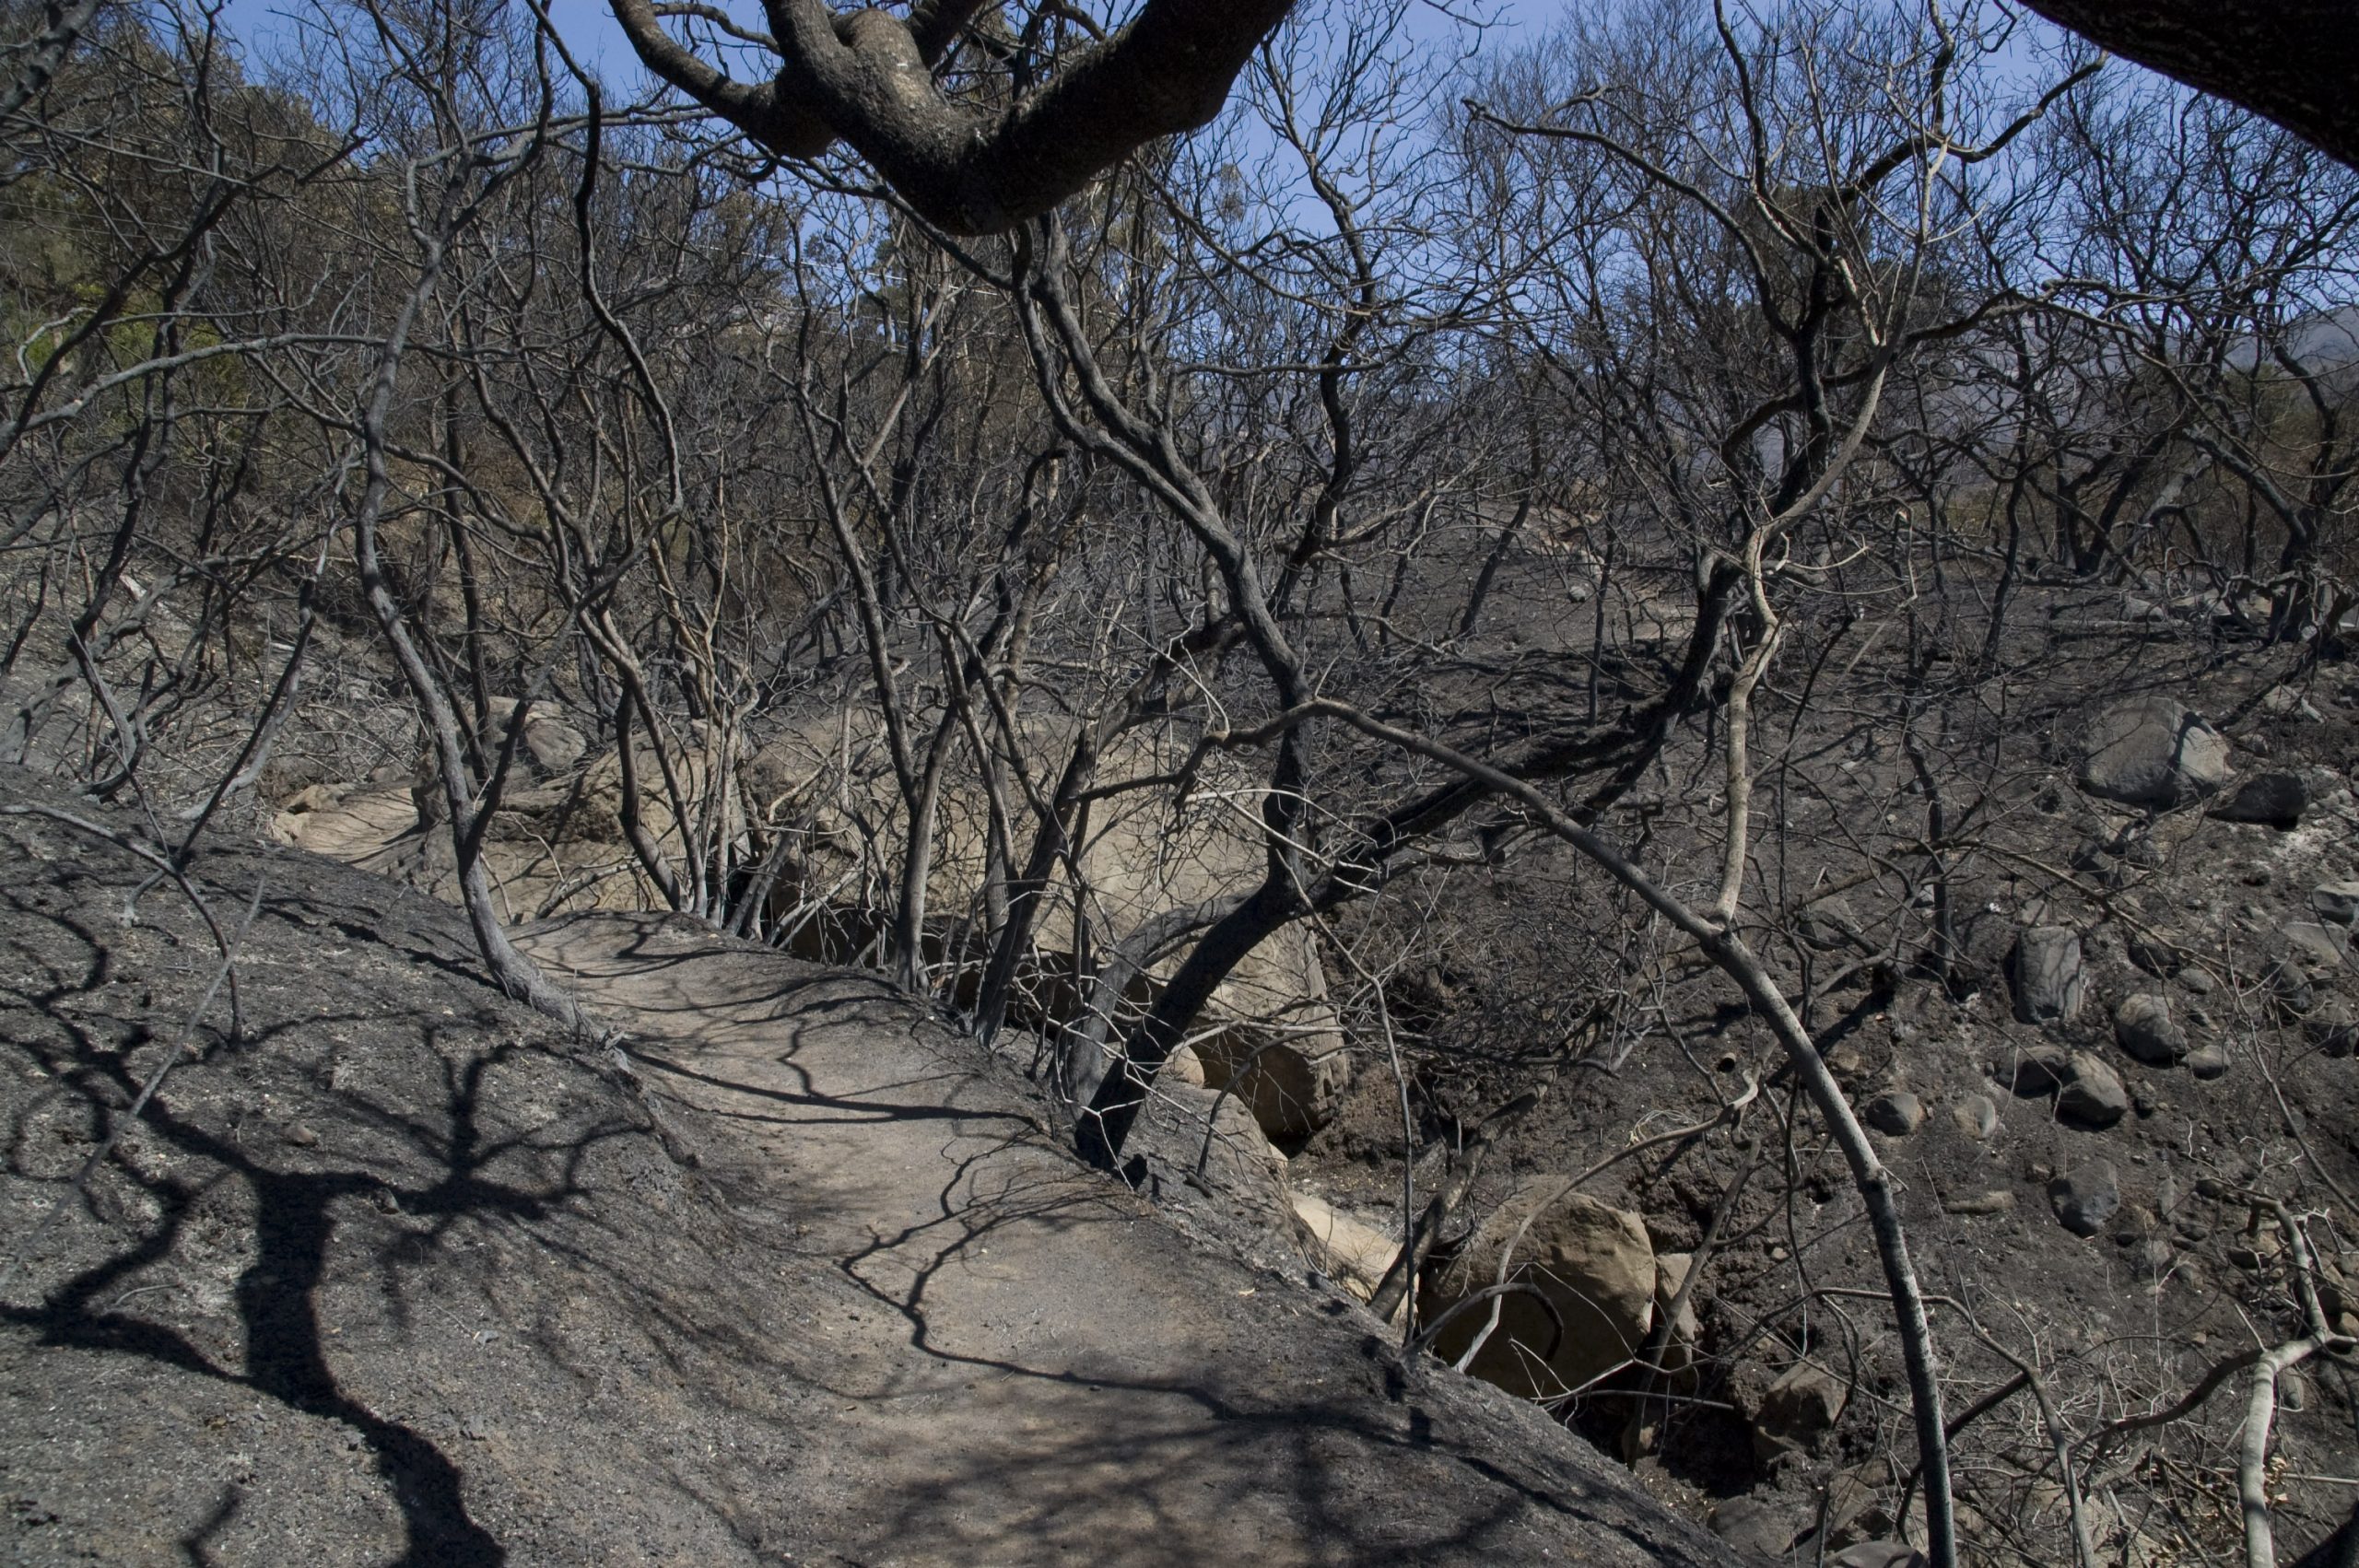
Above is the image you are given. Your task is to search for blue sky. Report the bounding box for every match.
[522,0,1560,84]
[221,0,1560,102]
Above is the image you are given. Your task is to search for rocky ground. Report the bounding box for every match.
[13,546,2356,1568]
[1290,637,2359,1564]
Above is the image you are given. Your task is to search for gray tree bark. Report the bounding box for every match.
[2023,2,2358,168]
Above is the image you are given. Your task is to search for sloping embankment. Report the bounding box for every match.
[0,764,1729,1565]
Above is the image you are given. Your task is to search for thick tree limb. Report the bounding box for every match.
[2022,2,2359,169]
[609,0,1295,232]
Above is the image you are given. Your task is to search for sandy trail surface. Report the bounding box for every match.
[517,910,1720,1567]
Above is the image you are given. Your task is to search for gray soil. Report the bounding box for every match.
[0,764,1727,1566]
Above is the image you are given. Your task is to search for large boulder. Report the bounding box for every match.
[1191,948,1352,1141]
[1990,1040,2074,1096]
[1828,1545,1930,1568]
[487,696,589,776]
[2075,697,2229,808]
[1422,1181,1655,1398]
[2308,1004,2359,1059]
[2011,927,2086,1024]
[1708,1498,1801,1557]
[1951,1094,1999,1139]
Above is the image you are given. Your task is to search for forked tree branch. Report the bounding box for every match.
[608,0,1295,232]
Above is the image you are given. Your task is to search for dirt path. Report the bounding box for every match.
[517,911,1722,1568]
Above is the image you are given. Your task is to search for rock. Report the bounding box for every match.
[517,715,588,776]
[2211,770,2306,827]
[2011,927,2086,1024]
[2113,994,2189,1065]
[482,780,623,846]
[1423,1180,1655,1398]
[2313,882,2359,927]
[1752,1359,1848,1461]
[1864,1089,1926,1136]
[2228,1236,2282,1270]
[1951,1094,1999,1139]
[2127,929,2185,977]
[2175,965,2216,996]
[1652,1252,1703,1385]
[1823,1461,1888,1547]
[2075,696,2230,808]
[1290,1193,1399,1301]
[1824,1041,1870,1081]
[2058,1052,2129,1128]
[1828,1544,1930,1568]
[1164,1041,1207,1088]
[1161,1083,1289,1217]
[1990,1042,2073,1097]
[2306,1005,2358,1059]
[1192,1028,1352,1142]
[1707,1496,1799,1556]
[283,782,345,815]
[2265,960,2318,1019]
[2281,921,2351,971]
[465,696,588,777]
[2069,834,2116,874]
[2050,1162,2121,1236]
[2130,1237,2175,1280]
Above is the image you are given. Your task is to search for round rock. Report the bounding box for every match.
[2058,1052,2130,1128]
[2209,770,2306,828]
[2112,994,2189,1065]
[2313,881,2359,927]
[2049,1162,2122,1236]
[1863,1089,1926,1137]
[2074,697,2229,808]
[1991,1042,2073,1097]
